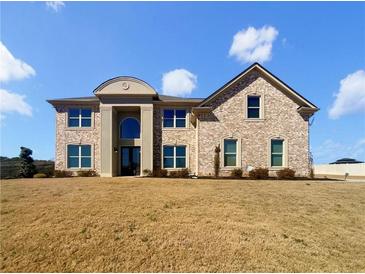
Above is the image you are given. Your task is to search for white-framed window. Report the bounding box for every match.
[224,139,237,167]
[271,139,284,167]
[163,145,186,168]
[68,108,92,127]
[163,109,186,128]
[67,144,92,168]
[120,118,140,139]
[247,96,261,119]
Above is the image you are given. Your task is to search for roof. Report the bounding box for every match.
[47,96,99,104]
[157,95,204,103]
[47,63,317,110]
[198,62,319,110]
[330,158,364,164]
[47,95,203,105]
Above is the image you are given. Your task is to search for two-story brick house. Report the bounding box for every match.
[47,63,318,177]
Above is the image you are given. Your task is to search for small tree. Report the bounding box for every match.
[214,144,221,178]
[18,147,37,178]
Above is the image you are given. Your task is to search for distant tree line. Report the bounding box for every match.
[0,147,54,179]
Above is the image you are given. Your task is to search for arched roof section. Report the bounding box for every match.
[93,76,157,96]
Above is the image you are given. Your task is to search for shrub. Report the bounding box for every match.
[33,173,47,178]
[169,168,190,178]
[18,147,37,178]
[214,144,221,178]
[77,170,97,177]
[153,168,168,177]
[249,167,269,179]
[143,169,152,177]
[54,170,73,178]
[231,168,243,178]
[276,168,296,179]
[310,168,314,179]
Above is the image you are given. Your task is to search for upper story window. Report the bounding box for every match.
[247,96,260,119]
[163,109,186,128]
[120,118,140,139]
[163,145,186,168]
[224,139,237,167]
[68,108,92,127]
[67,144,92,169]
[271,139,284,167]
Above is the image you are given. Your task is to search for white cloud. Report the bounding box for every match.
[0,41,36,82]
[162,69,197,97]
[329,70,365,119]
[46,1,65,12]
[229,25,279,64]
[0,89,33,121]
[312,138,365,164]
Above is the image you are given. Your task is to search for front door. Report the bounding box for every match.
[121,146,140,176]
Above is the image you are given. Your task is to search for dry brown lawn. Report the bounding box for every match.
[1,177,365,272]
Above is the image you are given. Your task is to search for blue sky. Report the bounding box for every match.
[1,1,364,163]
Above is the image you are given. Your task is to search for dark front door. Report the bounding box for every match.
[121,146,140,176]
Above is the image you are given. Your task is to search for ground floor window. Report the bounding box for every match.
[67,144,92,168]
[224,139,237,167]
[163,145,186,168]
[271,139,284,167]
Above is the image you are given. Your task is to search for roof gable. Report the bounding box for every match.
[93,76,157,97]
[199,63,318,110]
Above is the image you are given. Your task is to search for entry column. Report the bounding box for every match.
[140,104,153,175]
[100,105,113,177]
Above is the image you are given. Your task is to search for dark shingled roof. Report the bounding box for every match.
[47,95,204,104]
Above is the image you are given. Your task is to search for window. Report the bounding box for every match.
[120,118,140,139]
[67,145,92,168]
[271,139,283,167]
[224,139,237,167]
[163,145,186,168]
[163,109,186,128]
[68,108,92,127]
[247,96,260,119]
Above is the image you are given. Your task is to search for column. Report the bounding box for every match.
[140,104,153,175]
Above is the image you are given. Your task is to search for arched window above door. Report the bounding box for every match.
[120,118,140,139]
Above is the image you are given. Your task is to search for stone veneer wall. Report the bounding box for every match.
[54,105,101,174]
[197,71,310,177]
[153,106,197,174]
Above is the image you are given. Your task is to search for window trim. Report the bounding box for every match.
[162,108,188,129]
[220,138,241,169]
[223,139,238,167]
[119,117,141,140]
[245,94,264,120]
[268,138,288,169]
[66,107,94,129]
[162,145,188,169]
[66,144,93,170]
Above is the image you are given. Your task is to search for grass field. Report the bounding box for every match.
[1,177,365,272]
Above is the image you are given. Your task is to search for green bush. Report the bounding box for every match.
[33,173,48,178]
[276,168,296,179]
[231,168,243,178]
[54,170,73,178]
[77,170,97,177]
[249,167,269,179]
[143,169,152,177]
[153,168,168,177]
[169,168,189,178]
